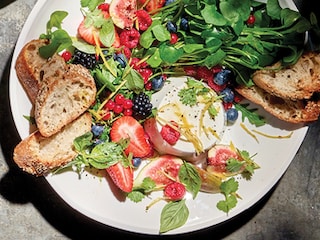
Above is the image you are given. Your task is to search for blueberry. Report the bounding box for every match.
[166,21,177,33]
[214,69,232,86]
[91,125,104,137]
[114,53,127,68]
[165,0,175,6]
[220,88,235,103]
[180,17,189,31]
[151,75,165,91]
[226,108,239,123]
[132,157,142,168]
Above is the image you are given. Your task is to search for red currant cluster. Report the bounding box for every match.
[102,93,134,120]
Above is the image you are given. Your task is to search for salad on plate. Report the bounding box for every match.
[12,0,315,234]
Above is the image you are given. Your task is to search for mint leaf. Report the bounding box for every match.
[160,200,189,233]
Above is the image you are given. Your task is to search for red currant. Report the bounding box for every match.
[170,33,178,44]
[102,111,112,120]
[123,108,133,116]
[113,104,123,114]
[105,99,115,110]
[114,94,125,105]
[61,51,72,62]
[247,14,255,25]
[122,99,133,109]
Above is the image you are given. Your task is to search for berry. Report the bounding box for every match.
[91,125,104,137]
[72,49,98,70]
[123,108,133,116]
[106,162,133,192]
[132,157,142,168]
[214,69,232,86]
[105,99,116,110]
[98,3,110,12]
[151,75,165,91]
[196,66,213,82]
[166,21,177,33]
[247,14,256,25]
[184,66,197,76]
[119,28,140,49]
[223,102,233,110]
[220,88,235,103]
[165,0,175,6]
[180,17,189,31]
[136,9,152,31]
[144,81,152,90]
[110,116,152,157]
[139,0,166,12]
[170,33,179,44]
[102,111,112,120]
[160,121,180,145]
[164,182,186,201]
[113,104,124,114]
[114,93,125,105]
[114,53,127,68]
[226,108,239,123]
[61,51,72,62]
[132,92,153,119]
[122,99,133,109]
[137,68,153,83]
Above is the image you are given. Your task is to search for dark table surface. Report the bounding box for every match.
[1,0,319,239]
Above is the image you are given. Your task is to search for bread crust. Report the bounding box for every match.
[34,64,96,137]
[15,39,66,103]
[252,52,320,100]
[235,85,320,123]
[13,112,92,176]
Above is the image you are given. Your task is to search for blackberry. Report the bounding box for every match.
[132,92,153,119]
[72,49,97,70]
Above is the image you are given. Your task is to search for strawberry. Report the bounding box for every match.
[110,116,152,157]
[106,162,133,192]
[77,19,120,47]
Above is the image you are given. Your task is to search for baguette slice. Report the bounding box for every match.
[13,112,92,176]
[15,39,66,103]
[252,52,320,100]
[235,85,320,123]
[35,64,96,137]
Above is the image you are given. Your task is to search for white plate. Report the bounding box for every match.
[9,0,308,235]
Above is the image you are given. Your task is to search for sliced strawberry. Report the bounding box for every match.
[106,162,133,192]
[110,116,152,157]
[77,19,120,47]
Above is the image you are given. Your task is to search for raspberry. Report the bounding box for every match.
[160,121,180,145]
[119,29,140,49]
[164,182,186,201]
[196,66,213,82]
[184,66,197,76]
[138,68,153,83]
[136,10,152,31]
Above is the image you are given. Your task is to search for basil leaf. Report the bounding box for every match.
[160,200,189,233]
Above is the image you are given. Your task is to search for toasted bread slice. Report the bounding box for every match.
[235,85,320,123]
[13,112,92,176]
[252,52,320,100]
[34,64,96,137]
[15,39,66,103]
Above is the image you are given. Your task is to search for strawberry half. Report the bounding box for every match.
[106,162,133,192]
[110,116,152,157]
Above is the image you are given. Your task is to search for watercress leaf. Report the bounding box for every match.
[81,0,104,11]
[123,67,144,93]
[139,28,155,49]
[201,4,227,26]
[179,162,201,199]
[46,11,68,34]
[203,49,226,68]
[183,43,204,53]
[159,44,184,64]
[146,48,162,68]
[99,19,116,47]
[72,38,96,54]
[160,200,189,233]
[219,0,251,23]
[152,24,171,42]
[266,0,282,20]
